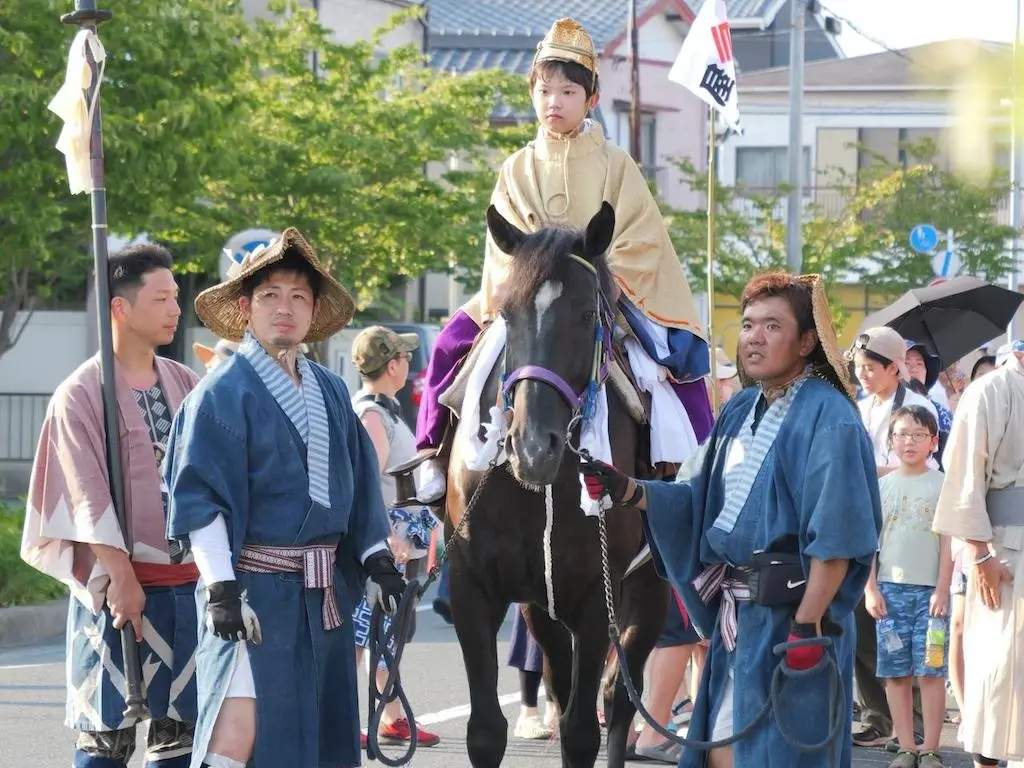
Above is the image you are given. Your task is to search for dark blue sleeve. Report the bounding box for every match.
[165,391,250,559]
[799,420,882,618]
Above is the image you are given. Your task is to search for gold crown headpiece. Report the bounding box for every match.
[533,18,598,89]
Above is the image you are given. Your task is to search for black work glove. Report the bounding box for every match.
[579,458,635,506]
[365,553,406,615]
[206,580,262,644]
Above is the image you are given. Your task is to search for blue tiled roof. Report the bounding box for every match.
[427,0,663,45]
[687,0,786,22]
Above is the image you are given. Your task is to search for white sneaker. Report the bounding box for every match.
[514,715,553,740]
[416,459,447,503]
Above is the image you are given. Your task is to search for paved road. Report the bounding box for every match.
[0,604,973,768]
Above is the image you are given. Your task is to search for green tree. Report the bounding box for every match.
[664,139,1016,303]
[846,139,1015,293]
[0,0,252,358]
[167,3,531,307]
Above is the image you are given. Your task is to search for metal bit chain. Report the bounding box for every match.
[597,507,620,642]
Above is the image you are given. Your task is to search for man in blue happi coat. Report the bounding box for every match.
[581,273,882,768]
[164,228,405,768]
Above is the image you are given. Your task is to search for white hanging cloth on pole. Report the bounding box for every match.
[668,0,741,131]
[48,29,106,195]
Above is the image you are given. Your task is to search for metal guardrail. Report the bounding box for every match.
[0,393,51,462]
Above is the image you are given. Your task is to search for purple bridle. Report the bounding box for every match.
[500,255,612,423]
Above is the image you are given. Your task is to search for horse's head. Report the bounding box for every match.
[487,202,616,488]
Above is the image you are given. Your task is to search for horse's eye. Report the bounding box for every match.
[582,310,597,322]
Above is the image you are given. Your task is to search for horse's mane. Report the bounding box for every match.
[498,225,615,311]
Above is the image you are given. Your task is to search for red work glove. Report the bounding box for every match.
[579,458,632,505]
[785,620,824,670]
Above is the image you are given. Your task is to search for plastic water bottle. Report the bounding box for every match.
[878,616,903,652]
[925,617,946,668]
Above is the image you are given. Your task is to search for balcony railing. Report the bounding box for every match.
[0,393,50,462]
[728,185,1015,227]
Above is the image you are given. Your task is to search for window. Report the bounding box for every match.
[735,147,811,190]
[614,109,657,168]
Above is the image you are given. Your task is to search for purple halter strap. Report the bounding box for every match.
[500,253,612,416]
[503,365,584,410]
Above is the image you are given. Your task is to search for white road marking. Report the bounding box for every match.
[417,686,550,726]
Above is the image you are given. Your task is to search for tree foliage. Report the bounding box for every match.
[149,2,532,306]
[664,139,1016,305]
[1,0,252,357]
[0,0,530,360]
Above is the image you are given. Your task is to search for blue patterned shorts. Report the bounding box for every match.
[876,582,948,678]
[352,506,439,668]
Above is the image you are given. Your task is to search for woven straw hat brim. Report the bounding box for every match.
[194,227,355,344]
[736,274,855,400]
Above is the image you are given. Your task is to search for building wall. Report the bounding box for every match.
[241,0,423,49]
[601,13,707,210]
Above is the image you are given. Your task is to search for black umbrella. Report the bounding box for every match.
[858,276,1024,365]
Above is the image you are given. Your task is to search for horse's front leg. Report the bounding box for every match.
[449,542,509,768]
[532,591,607,768]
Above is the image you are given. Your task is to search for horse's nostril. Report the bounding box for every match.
[546,431,560,455]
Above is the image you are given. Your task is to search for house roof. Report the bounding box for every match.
[427,0,664,43]
[738,39,1012,90]
[686,0,789,30]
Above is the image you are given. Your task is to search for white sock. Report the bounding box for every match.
[203,754,246,768]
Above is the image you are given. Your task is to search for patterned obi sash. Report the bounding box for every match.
[236,544,343,631]
[693,563,752,652]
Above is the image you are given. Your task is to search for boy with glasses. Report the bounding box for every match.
[863,406,951,768]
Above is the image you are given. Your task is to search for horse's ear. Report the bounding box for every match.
[582,201,615,261]
[486,205,526,256]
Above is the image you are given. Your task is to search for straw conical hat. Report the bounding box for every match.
[194,227,354,343]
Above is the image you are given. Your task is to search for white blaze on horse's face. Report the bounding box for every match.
[534,280,563,336]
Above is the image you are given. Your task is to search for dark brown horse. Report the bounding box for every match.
[444,203,669,768]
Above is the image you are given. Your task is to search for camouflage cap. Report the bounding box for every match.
[352,326,419,375]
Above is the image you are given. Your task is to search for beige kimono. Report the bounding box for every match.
[933,354,1024,761]
[475,123,705,337]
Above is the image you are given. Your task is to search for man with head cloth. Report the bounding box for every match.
[580,272,882,768]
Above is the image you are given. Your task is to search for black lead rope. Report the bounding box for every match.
[611,634,845,768]
[365,577,435,765]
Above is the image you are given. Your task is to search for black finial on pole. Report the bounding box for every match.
[58,1,149,722]
[61,0,112,26]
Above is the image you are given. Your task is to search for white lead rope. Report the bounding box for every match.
[543,484,557,620]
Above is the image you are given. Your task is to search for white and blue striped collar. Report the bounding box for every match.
[238,331,332,508]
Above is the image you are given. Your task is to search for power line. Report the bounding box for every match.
[817,2,917,64]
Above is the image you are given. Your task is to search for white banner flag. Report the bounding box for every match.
[668,0,740,129]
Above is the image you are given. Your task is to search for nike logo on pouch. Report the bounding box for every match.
[787,579,807,589]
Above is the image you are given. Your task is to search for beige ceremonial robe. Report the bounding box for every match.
[474,123,705,338]
[933,354,1024,761]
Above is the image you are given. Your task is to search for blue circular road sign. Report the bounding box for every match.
[909,224,939,254]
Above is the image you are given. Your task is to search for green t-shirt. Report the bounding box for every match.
[877,469,946,587]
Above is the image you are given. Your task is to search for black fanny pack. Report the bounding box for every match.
[744,551,807,607]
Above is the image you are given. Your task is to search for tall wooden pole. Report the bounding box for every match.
[628,0,642,165]
[707,109,719,416]
[60,0,149,719]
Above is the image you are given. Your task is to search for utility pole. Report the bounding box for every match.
[785,0,806,273]
[1009,0,1022,340]
[628,0,642,165]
